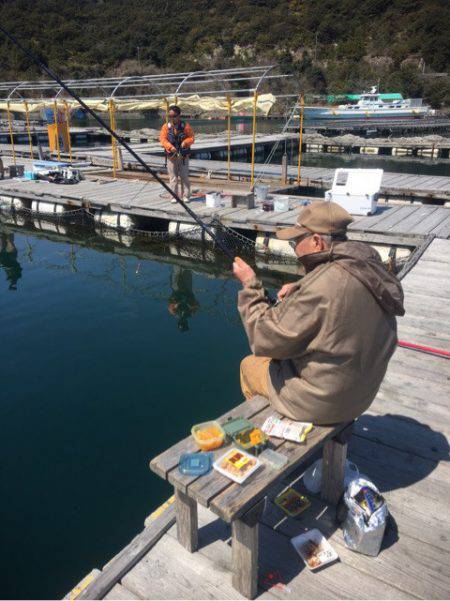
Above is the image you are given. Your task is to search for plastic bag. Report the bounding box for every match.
[303,458,359,494]
[342,477,388,556]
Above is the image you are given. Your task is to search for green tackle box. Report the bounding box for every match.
[222,417,254,439]
[222,417,268,456]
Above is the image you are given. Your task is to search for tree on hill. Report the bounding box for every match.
[0,0,448,105]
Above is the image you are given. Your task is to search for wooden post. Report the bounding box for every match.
[250,91,258,188]
[108,99,118,177]
[174,488,198,553]
[24,101,34,160]
[281,153,288,184]
[227,94,232,181]
[6,102,16,165]
[53,100,61,161]
[297,93,304,185]
[321,423,353,505]
[231,498,264,599]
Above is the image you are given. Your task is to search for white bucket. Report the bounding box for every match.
[273,197,290,212]
[205,192,221,208]
[254,184,269,201]
[303,458,359,494]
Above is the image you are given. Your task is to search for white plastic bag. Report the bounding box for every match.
[303,458,359,494]
[342,477,388,556]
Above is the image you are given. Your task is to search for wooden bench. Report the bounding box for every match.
[150,396,353,599]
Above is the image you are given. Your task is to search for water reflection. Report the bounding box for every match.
[0,231,22,290]
[0,215,297,311]
[168,266,199,332]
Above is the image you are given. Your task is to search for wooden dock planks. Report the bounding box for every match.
[2,175,450,242]
[1,139,449,200]
[64,238,450,600]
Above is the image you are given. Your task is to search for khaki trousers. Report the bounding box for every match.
[240,354,271,400]
[167,156,190,198]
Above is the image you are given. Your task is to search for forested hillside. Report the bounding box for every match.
[1,0,449,105]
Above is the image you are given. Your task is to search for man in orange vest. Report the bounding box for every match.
[159,105,195,203]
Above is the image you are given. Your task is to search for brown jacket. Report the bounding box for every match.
[238,241,405,425]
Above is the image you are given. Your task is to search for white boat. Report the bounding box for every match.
[304,87,433,120]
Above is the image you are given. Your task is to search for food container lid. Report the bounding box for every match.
[179,452,213,476]
[259,448,288,470]
[222,417,254,438]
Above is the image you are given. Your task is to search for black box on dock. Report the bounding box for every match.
[9,165,25,178]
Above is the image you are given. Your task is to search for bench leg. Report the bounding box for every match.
[231,499,265,599]
[174,488,198,552]
[321,436,348,505]
[232,519,258,599]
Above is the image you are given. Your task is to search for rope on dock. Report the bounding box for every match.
[397,340,450,359]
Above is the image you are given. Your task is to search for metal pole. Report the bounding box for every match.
[250,91,258,187]
[281,153,287,185]
[297,93,304,185]
[24,101,34,159]
[63,100,73,163]
[165,98,169,124]
[52,100,61,161]
[6,101,16,165]
[108,98,118,176]
[227,94,232,181]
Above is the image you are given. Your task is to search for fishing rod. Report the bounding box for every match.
[0,25,235,261]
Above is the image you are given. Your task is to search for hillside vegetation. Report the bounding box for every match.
[1,0,449,106]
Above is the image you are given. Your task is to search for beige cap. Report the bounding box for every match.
[276,201,353,240]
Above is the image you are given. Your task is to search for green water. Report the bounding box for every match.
[0,225,288,599]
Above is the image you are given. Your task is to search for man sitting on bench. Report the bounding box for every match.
[233,201,405,425]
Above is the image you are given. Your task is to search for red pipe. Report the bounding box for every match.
[397,339,450,359]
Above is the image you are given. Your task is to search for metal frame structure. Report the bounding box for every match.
[0,66,292,185]
[0,66,282,101]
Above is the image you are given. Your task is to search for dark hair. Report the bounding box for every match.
[168,105,181,115]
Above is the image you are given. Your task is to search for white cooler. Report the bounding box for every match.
[325,168,383,215]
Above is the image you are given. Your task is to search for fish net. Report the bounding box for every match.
[0,203,297,263]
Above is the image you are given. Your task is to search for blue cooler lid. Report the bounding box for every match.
[179,452,213,476]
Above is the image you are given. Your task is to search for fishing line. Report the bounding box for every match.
[0,25,235,261]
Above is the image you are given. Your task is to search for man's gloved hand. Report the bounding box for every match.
[233,256,256,286]
[277,282,297,301]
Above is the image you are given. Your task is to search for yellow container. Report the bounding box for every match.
[47,122,70,152]
[191,421,225,451]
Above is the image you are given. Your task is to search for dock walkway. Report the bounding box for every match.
[74,149,450,203]
[1,173,449,245]
[1,139,450,202]
[67,238,450,600]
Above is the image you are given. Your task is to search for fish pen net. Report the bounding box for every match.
[0,203,297,264]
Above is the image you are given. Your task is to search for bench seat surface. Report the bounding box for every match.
[150,396,347,522]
